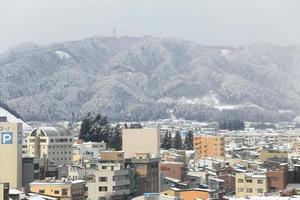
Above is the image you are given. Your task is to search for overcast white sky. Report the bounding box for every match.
[0,0,299,53]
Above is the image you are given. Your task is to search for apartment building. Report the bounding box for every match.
[73,141,106,160]
[27,126,73,164]
[0,117,23,189]
[235,172,267,198]
[125,154,160,196]
[30,179,85,200]
[194,135,225,159]
[86,162,131,200]
[122,127,160,158]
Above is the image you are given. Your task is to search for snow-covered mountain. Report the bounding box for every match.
[0,36,300,122]
[0,107,30,129]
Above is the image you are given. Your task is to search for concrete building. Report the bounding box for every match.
[0,183,9,200]
[122,127,160,158]
[27,126,73,164]
[235,172,267,198]
[0,118,23,189]
[267,164,288,192]
[125,154,160,196]
[30,179,85,200]
[73,141,106,160]
[86,162,131,200]
[161,188,215,200]
[22,156,40,192]
[259,149,288,163]
[194,135,225,159]
[160,161,186,181]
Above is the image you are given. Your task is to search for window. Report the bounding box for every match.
[246,179,252,183]
[257,188,264,194]
[62,189,68,195]
[54,190,59,194]
[257,179,264,184]
[246,188,253,193]
[99,177,107,182]
[99,187,107,192]
[39,190,45,194]
[102,166,107,169]
[238,179,243,183]
[238,188,243,192]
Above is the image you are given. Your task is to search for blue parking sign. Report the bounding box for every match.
[1,132,13,144]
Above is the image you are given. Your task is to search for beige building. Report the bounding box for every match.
[122,127,160,158]
[0,182,9,200]
[27,126,73,164]
[0,118,23,189]
[235,172,267,198]
[86,162,131,200]
[30,179,85,200]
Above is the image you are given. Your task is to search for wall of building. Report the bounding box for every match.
[0,122,22,189]
[194,135,225,159]
[122,127,160,158]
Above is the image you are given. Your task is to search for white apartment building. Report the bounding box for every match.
[27,126,73,164]
[87,162,131,200]
[73,141,106,160]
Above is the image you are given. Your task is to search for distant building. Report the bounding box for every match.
[0,118,23,189]
[194,135,225,159]
[22,156,40,192]
[267,164,288,192]
[122,127,160,158]
[86,162,131,200]
[125,154,160,196]
[160,161,186,181]
[29,179,85,200]
[73,141,106,160]
[161,188,215,200]
[27,126,73,164]
[259,149,288,163]
[235,172,267,198]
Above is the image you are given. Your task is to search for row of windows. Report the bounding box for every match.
[39,189,68,195]
[50,138,73,143]
[98,175,129,182]
[50,157,72,161]
[238,188,264,193]
[48,151,72,154]
[238,179,264,183]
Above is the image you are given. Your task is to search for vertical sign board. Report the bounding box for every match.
[0,132,13,144]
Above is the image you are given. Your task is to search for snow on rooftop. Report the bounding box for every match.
[0,107,31,129]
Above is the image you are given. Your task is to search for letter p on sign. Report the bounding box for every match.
[1,132,13,144]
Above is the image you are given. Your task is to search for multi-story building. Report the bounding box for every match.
[29,179,85,200]
[86,162,131,200]
[73,141,106,160]
[194,135,225,159]
[0,117,23,189]
[27,126,73,164]
[235,172,267,198]
[125,153,160,196]
[122,127,160,158]
[267,164,288,192]
[22,156,40,191]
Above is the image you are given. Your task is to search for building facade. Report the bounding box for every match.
[194,135,225,159]
[235,172,267,198]
[0,118,23,189]
[86,162,130,200]
[30,179,85,200]
[27,126,73,164]
[122,127,160,158]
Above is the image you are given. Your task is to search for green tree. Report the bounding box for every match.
[184,131,194,150]
[172,131,182,150]
[108,124,122,150]
[161,131,169,149]
[79,114,92,140]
